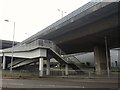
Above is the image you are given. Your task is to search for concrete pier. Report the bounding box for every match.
[46,59,50,75]
[39,58,44,77]
[2,55,6,70]
[94,46,110,75]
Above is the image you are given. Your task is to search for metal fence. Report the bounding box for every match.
[2,69,119,79]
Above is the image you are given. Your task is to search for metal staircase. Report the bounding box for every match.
[8,59,26,68]
[8,59,38,69]
[8,39,82,71]
[62,55,82,70]
[36,39,82,71]
[12,59,38,69]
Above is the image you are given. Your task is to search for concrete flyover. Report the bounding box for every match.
[0,40,18,49]
[2,1,120,75]
[22,1,120,53]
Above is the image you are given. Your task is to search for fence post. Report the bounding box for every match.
[88,72,91,78]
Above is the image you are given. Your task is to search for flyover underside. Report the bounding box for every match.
[34,2,119,54]
[59,26,119,54]
[55,13,119,54]
[20,2,119,54]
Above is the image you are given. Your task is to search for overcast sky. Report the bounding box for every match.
[0,0,91,42]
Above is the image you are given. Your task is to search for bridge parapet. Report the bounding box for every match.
[3,39,62,54]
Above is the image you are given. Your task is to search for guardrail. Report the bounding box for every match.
[2,69,119,78]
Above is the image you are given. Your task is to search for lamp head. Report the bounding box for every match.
[4,20,9,22]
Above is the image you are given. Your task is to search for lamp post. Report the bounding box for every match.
[58,9,67,18]
[4,20,15,72]
[25,33,29,38]
[58,9,67,72]
[104,36,110,77]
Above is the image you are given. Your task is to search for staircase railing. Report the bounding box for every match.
[13,39,81,70]
[62,55,81,69]
[8,59,26,68]
[37,39,81,69]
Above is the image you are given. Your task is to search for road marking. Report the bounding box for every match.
[38,84,85,88]
[4,82,24,86]
[3,82,85,88]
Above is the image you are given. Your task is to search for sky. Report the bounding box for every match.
[0,0,91,42]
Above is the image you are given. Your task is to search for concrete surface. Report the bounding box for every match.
[1,77,119,89]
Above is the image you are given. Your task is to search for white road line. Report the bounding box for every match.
[38,84,85,88]
[4,82,24,86]
[3,82,85,88]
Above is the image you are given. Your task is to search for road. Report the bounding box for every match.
[1,77,119,89]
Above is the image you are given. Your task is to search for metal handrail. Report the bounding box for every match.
[63,54,82,65]
[37,39,81,69]
[63,56,81,69]
[6,39,81,69]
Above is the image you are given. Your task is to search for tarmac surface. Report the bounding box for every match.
[1,77,119,89]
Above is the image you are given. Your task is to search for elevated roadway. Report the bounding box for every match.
[22,1,120,54]
[0,40,19,49]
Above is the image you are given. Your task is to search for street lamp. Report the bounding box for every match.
[4,19,15,72]
[25,33,29,38]
[104,36,110,77]
[58,9,67,71]
[58,9,67,18]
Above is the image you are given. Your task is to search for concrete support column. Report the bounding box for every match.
[3,55,6,70]
[65,64,69,76]
[39,58,44,77]
[107,49,111,69]
[46,59,50,75]
[94,46,110,75]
